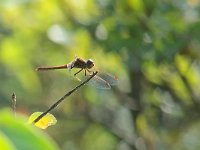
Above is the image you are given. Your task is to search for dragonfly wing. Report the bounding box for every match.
[90,76,111,89]
[84,75,111,89]
[98,73,118,86]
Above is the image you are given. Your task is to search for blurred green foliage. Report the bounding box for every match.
[1,0,200,150]
[0,109,59,150]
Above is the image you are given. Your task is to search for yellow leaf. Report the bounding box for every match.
[28,112,57,129]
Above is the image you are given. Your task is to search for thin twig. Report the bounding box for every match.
[12,93,16,117]
[33,71,98,124]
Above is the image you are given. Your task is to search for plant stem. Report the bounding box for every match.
[12,93,16,117]
[33,71,98,124]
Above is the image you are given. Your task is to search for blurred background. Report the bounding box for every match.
[1,0,200,150]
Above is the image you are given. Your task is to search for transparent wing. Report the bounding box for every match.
[81,75,111,89]
[97,73,118,86]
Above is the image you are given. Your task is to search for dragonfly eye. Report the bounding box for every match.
[86,59,94,69]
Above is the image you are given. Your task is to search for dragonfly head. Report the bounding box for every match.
[86,59,94,69]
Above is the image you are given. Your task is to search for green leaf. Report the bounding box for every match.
[0,131,16,150]
[0,109,59,150]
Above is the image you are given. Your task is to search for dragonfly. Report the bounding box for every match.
[36,57,118,89]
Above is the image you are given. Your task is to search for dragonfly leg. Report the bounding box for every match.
[84,69,87,76]
[74,68,83,76]
[86,69,94,75]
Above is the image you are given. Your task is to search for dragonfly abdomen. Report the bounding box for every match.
[36,64,69,71]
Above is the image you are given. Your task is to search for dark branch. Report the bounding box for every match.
[33,71,98,124]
